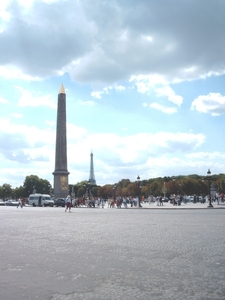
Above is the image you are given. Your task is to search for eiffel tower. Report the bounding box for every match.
[89,151,96,185]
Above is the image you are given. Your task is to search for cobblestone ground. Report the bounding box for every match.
[1,206,225,300]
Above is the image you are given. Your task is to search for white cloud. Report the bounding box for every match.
[155,86,183,106]
[130,74,168,94]
[91,85,124,99]
[0,65,42,80]
[186,151,225,160]
[91,91,104,99]
[0,97,8,103]
[150,102,177,114]
[130,76,183,109]
[15,87,57,109]
[10,113,23,118]
[0,115,207,186]
[91,86,113,99]
[78,100,96,106]
[115,85,125,92]
[191,93,225,116]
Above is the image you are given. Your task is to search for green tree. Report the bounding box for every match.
[0,184,12,200]
[23,175,51,196]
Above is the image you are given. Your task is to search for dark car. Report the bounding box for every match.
[54,198,65,207]
[162,197,169,202]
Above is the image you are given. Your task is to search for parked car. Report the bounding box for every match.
[54,198,65,207]
[5,199,19,206]
[0,199,5,206]
[162,197,169,202]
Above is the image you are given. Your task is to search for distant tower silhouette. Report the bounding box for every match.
[89,151,96,185]
[52,84,70,198]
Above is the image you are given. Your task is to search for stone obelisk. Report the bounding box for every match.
[89,151,96,185]
[52,84,70,198]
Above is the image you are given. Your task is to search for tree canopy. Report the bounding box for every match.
[1,173,225,199]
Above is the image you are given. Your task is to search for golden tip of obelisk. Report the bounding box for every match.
[59,84,66,94]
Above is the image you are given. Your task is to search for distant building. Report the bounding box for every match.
[89,151,96,185]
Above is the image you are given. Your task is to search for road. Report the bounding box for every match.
[1,206,225,299]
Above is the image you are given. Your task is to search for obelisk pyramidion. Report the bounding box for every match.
[52,84,70,198]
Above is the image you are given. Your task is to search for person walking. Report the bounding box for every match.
[17,197,23,208]
[65,195,72,212]
[159,195,163,206]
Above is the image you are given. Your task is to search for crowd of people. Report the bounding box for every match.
[69,193,224,209]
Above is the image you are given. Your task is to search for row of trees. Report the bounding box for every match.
[1,173,225,200]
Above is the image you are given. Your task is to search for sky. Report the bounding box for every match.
[0,0,225,188]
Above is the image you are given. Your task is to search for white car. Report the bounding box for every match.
[5,199,19,206]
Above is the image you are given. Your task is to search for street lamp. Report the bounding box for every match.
[48,184,51,196]
[178,182,181,194]
[201,178,204,203]
[173,177,175,195]
[71,186,75,198]
[88,180,91,198]
[3,185,6,201]
[137,175,142,207]
[207,169,213,208]
[113,185,116,200]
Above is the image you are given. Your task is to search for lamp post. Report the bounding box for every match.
[48,184,51,196]
[173,177,175,195]
[88,180,91,199]
[3,185,6,201]
[201,178,204,203]
[207,169,213,208]
[137,175,142,207]
[113,185,116,201]
[71,186,75,198]
[163,182,167,200]
[178,182,181,194]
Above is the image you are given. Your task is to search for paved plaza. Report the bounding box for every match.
[1,205,225,300]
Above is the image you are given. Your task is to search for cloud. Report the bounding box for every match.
[78,100,96,106]
[0,0,224,87]
[0,96,8,103]
[130,74,168,93]
[10,113,23,118]
[155,86,183,106]
[149,102,177,114]
[91,85,125,99]
[191,93,225,116]
[0,115,206,185]
[0,0,95,78]
[15,86,57,109]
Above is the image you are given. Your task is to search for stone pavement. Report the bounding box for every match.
[1,206,225,300]
[138,201,225,209]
